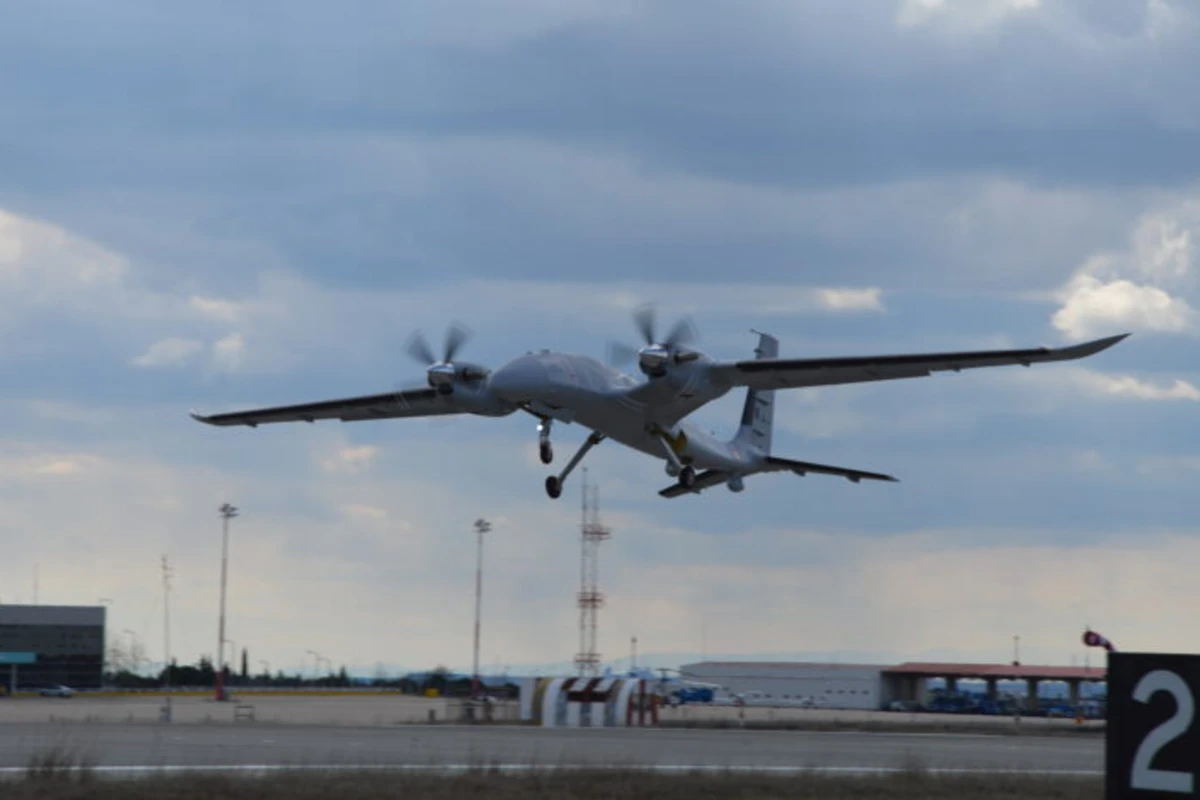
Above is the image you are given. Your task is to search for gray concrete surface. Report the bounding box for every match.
[0,721,1101,773]
[0,694,1099,732]
[0,694,452,725]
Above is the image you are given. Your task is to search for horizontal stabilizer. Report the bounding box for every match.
[659,469,728,498]
[765,456,897,484]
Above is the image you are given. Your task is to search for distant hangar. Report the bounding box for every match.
[680,660,1107,710]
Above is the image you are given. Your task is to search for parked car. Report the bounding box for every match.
[976,698,1006,715]
[887,700,920,712]
[38,684,74,698]
[1044,702,1076,718]
[924,694,978,714]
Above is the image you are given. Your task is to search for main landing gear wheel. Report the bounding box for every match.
[539,442,554,464]
[679,465,696,489]
[545,475,563,499]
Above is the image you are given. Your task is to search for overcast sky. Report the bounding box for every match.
[1,0,1197,677]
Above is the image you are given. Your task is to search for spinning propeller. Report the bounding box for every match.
[607,303,700,377]
[405,323,486,394]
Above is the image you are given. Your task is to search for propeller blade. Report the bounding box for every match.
[632,303,657,345]
[664,316,697,348]
[405,331,436,366]
[606,340,639,367]
[443,322,472,362]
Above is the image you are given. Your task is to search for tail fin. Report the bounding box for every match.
[734,331,778,454]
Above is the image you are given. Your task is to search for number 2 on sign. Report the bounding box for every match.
[1131,669,1194,793]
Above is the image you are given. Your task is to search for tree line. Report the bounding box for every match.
[103,657,517,698]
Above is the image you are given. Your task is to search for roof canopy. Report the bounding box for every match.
[884,662,1105,681]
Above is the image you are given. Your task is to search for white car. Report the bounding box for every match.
[38,684,74,698]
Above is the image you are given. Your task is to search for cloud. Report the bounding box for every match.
[0,449,101,479]
[896,0,1041,31]
[211,332,247,371]
[0,208,127,302]
[131,337,203,368]
[33,459,87,476]
[1053,273,1195,338]
[1068,368,1200,401]
[341,504,388,521]
[26,400,115,425]
[320,444,380,475]
[1052,203,1200,338]
[813,288,884,312]
[189,295,243,323]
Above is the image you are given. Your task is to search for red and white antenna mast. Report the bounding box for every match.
[574,469,610,676]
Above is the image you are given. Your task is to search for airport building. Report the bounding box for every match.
[681,660,1106,710]
[0,605,106,691]
[680,661,886,710]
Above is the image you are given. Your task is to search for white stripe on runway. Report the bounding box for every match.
[0,763,1103,778]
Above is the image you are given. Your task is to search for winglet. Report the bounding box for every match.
[1058,333,1130,360]
[189,409,215,425]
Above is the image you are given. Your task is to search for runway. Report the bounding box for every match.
[0,722,1102,775]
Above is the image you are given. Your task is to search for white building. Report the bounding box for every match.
[680,661,886,710]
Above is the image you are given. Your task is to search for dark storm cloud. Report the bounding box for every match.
[4,1,1196,190]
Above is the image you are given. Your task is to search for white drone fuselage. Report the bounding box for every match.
[483,350,759,475]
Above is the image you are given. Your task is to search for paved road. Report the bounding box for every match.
[0,722,1101,774]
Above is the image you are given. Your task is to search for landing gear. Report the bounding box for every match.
[537,419,554,464]
[655,429,695,490]
[679,465,696,489]
[544,432,605,499]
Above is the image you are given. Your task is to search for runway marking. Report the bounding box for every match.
[0,763,1104,778]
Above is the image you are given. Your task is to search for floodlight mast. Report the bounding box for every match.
[471,518,492,699]
[216,503,238,701]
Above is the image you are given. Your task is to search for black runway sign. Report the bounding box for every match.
[1108,653,1200,798]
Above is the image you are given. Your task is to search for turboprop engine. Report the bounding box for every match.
[405,324,489,395]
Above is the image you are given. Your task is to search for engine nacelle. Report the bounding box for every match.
[726,475,744,493]
[638,344,671,377]
[427,361,490,393]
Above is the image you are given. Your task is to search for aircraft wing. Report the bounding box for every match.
[190,387,461,427]
[710,334,1128,391]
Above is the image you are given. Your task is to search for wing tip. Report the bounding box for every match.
[1067,332,1131,358]
[1094,332,1132,350]
[189,409,215,425]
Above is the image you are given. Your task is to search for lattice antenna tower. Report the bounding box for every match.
[574,469,610,676]
[162,555,174,687]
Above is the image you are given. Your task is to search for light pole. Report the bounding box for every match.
[306,650,321,683]
[471,518,492,699]
[216,503,238,701]
[161,555,173,689]
[259,659,270,684]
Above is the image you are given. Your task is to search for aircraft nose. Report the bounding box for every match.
[488,357,548,402]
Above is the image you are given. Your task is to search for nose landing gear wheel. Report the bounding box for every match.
[539,442,554,464]
[545,475,563,499]
[679,465,696,489]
